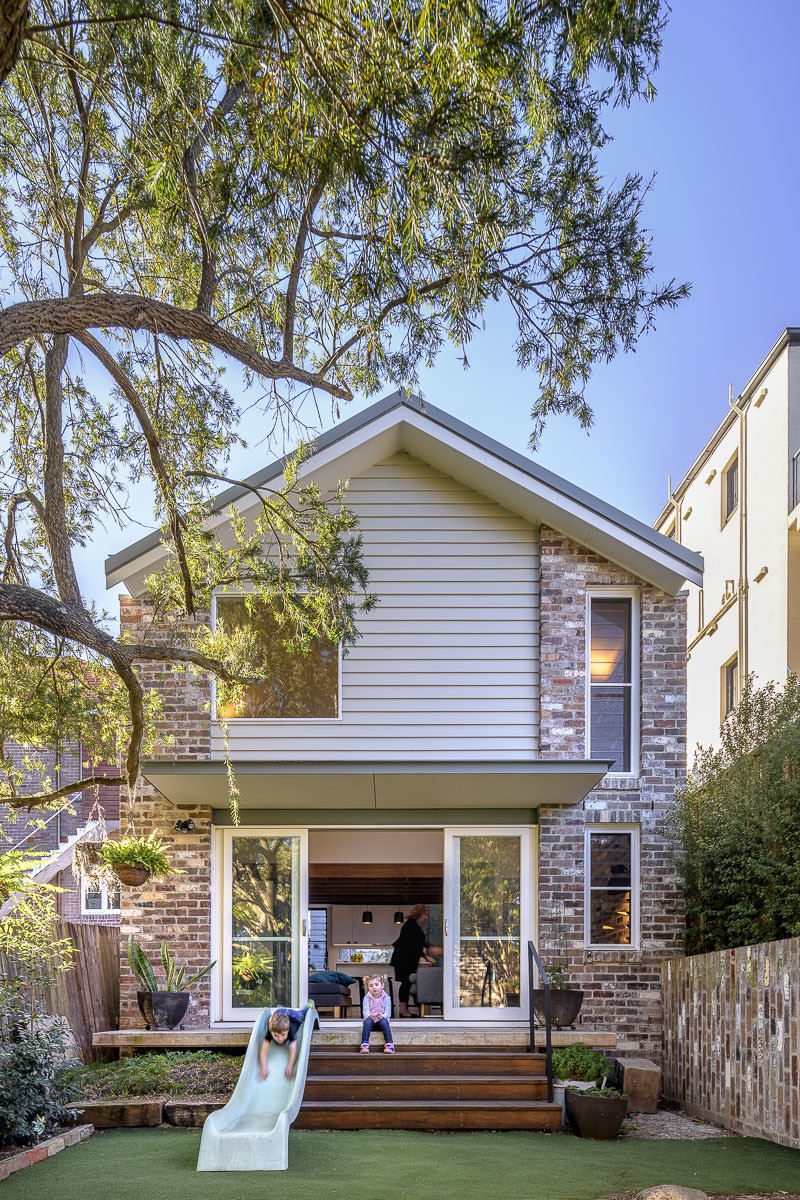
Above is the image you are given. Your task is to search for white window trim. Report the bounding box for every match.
[81,876,121,916]
[584,586,640,779]
[584,824,640,951]
[210,593,343,723]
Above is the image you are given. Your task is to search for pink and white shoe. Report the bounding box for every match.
[360,1042,370,1053]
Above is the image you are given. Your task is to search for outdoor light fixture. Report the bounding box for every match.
[361,909,373,924]
[174,819,196,834]
[393,911,404,924]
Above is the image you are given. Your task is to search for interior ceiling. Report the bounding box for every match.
[309,862,443,905]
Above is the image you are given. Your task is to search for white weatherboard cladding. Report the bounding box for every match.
[212,452,540,760]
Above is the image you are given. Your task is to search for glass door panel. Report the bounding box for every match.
[444,829,530,1020]
[222,830,307,1020]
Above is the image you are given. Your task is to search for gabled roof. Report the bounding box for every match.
[106,392,702,596]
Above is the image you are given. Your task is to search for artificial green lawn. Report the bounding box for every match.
[5,1129,800,1200]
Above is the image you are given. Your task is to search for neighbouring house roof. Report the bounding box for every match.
[138,758,612,811]
[654,327,800,529]
[107,391,702,595]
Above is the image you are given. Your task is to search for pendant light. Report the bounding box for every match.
[361,908,373,924]
[393,911,404,925]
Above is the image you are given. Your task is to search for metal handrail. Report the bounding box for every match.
[7,799,74,854]
[792,448,800,512]
[527,939,553,1103]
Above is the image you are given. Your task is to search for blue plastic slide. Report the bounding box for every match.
[196,1003,319,1172]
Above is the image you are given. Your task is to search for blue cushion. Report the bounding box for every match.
[309,970,358,985]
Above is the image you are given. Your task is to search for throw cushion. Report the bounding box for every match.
[309,970,358,986]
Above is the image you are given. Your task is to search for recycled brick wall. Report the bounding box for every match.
[662,939,800,1148]
[118,594,214,1029]
[538,526,687,1060]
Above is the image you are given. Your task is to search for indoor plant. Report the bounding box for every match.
[98,832,175,887]
[532,960,584,1028]
[126,936,215,1030]
[565,1084,628,1139]
[232,947,274,992]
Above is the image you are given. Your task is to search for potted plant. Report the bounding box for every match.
[126,936,215,1029]
[503,975,520,1006]
[98,831,175,887]
[565,1084,628,1139]
[552,1043,615,1125]
[532,960,584,1028]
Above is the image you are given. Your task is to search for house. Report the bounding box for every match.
[0,744,120,925]
[654,328,800,754]
[106,393,701,1061]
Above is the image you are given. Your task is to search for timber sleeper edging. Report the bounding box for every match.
[0,1124,94,1181]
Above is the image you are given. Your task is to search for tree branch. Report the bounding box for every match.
[283,175,326,360]
[0,774,124,810]
[0,294,351,399]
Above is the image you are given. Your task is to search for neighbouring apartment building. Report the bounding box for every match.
[654,327,800,755]
[106,393,701,1059]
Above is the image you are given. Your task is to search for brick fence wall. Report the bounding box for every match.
[538,527,687,1060]
[662,939,800,1148]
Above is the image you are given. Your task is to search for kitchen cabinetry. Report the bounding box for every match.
[331,905,402,946]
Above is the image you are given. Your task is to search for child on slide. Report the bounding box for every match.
[259,1007,307,1079]
[360,975,395,1054]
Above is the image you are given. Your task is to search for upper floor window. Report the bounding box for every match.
[587,591,639,774]
[584,826,639,948]
[82,876,120,915]
[213,596,340,719]
[722,653,738,720]
[722,453,738,525]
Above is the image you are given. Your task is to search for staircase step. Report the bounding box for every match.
[305,1074,549,1102]
[307,1050,546,1077]
[296,1100,562,1131]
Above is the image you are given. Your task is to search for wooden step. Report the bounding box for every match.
[295,1100,563,1131]
[304,1074,550,1102]
[307,1049,547,1077]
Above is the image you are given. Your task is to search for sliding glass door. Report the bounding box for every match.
[443,828,531,1020]
[221,829,308,1020]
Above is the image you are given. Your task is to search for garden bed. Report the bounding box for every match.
[68,1050,242,1103]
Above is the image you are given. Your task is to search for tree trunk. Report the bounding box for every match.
[0,0,27,88]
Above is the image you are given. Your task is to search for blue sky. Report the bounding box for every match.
[86,0,800,612]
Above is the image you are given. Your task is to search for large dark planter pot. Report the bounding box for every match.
[137,990,190,1030]
[565,1089,627,1139]
[113,864,150,887]
[532,988,584,1028]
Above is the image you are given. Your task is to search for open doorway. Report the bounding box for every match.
[308,829,444,1019]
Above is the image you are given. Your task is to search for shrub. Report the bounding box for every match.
[551,1043,614,1083]
[0,1012,79,1146]
[667,675,800,953]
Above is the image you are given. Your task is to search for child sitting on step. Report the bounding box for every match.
[360,975,395,1054]
[259,1007,307,1079]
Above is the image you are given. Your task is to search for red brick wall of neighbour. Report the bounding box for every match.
[118,595,214,1029]
[662,939,800,1149]
[538,526,687,1061]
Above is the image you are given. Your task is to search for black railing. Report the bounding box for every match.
[792,449,800,512]
[527,940,553,1103]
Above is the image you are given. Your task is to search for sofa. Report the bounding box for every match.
[308,971,359,1017]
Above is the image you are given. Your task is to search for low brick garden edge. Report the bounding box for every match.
[0,1125,94,1181]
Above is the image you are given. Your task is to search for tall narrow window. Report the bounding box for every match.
[722,654,738,719]
[723,453,738,524]
[588,595,635,773]
[585,827,638,948]
[214,596,339,719]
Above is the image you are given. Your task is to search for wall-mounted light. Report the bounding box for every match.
[361,909,373,924]
[174,819,195,834]
[393,911,404,925]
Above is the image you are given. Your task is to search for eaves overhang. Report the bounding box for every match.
[141,758,612,811]
[107,392,703,596]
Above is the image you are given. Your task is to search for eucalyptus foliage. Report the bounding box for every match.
[0,0,685,810]
[668,675,800,954]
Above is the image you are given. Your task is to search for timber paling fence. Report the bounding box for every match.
[662,936,800,1149]
[0,921,119,1062]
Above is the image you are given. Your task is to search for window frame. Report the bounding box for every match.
[721,652,738,721]
[584,824,640,951]
[210,593,343,723]
[721,452,739,527]
[81,875,121,916]
[584,587,640,778]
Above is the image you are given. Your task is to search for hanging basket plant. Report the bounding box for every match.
[96,831,177,887]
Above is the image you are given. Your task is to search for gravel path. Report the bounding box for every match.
[621,1109,730,1140]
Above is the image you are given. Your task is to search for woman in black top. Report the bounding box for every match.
[390,904,429,1017]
